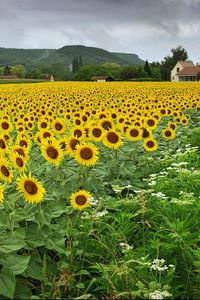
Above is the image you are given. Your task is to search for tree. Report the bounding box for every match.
[161,45,188,81]
[78,56,83,69]
[101,63,121,80]
[72,56,79,73]
[150,62,161,79]
[0,67,4,75]
[3,65,11,75]
[144,60,152,77]
[11,65,26,78]
[26,68,41,79]
[75,65,104,81]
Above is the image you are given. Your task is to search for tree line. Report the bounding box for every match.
[0,45,188,81]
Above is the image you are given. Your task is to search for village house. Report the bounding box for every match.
[171,61,200,82]
[91,75,114,82]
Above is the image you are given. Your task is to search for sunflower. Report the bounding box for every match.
[0,158,13,183]
[16,172,45,204]
[143,138,158,152]
[88,124,104,142]
[71,125,85,139]
[0,135,7,152]
[144,117,158,130]
[10,145,29,159]
[10,152,27,173]
[102,130,123,150]
[38,118,50,131]
[65,136,81,157]
[125,126,143,142]
[0,118,13,133]
[39,129,53,140]
[99,118,114,131]
[0,185,4,202]
[162,128,175,140]
[52,118,66,135]
[40,138,64,166]
[70,190,91,210]
[180,117,189,126]
[168,122,177,131]
[74,142,99,166]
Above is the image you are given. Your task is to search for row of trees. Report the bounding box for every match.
[74,46,188,81]
[0,46,188,81]
[0,65,42,79]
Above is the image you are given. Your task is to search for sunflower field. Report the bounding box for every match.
[0,81,200,299]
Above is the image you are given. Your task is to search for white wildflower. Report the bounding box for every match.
[149,290,163,300]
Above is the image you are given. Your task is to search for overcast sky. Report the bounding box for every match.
[0,0,200,62]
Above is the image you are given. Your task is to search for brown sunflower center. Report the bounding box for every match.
[75,195,87,205]
[41,122,47,128]
[20,140,28,148]
[47,146,59,159]
[1,165,9,177]
[102,121,112,130]
[146,140,155,148]
[60,141,66,150]
[147,119,155,127]
[75,119,81,125]
[92,128,102,137]
[55,123,63,131]
[74,129,82,138]
[170,124,176,130]
[160,109,166,115]
[80,147,93,160]
[130,129,139,137]
[16,157,24,167]
[43,132,51,139]
[0,139,6,149]
[24,180,38,195]
[70,139,80,151]
[142,128,150,138]
[15,148,25,157]
[107,132,119,144]
[164,130,172,137]
[2,122,9,130]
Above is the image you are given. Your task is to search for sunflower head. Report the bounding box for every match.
[0,157,13,183]
[143,138,158,152]
[162,128,176,140]
[40,138,64,166]
[70,190,92,210]
[102,130,123,150]
[52,118,66,135]
[16,172,46,204]
[74,142,99,166]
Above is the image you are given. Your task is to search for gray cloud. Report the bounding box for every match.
[0,0,200,62]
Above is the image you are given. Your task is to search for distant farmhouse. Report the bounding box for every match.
[91,76,114,82]
[171,61,200,82]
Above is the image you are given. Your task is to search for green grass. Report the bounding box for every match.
[0,79,48,84]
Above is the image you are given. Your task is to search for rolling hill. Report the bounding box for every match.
[0,45,145,67]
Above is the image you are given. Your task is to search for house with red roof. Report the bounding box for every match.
[171,61,200,82]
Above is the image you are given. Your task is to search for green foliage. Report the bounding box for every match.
[144,60,152,77]
[0,45,144,81]
[0,66,4,75]
[161,45,188,81]
[4,65,11,75]
[11,65,26,78]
